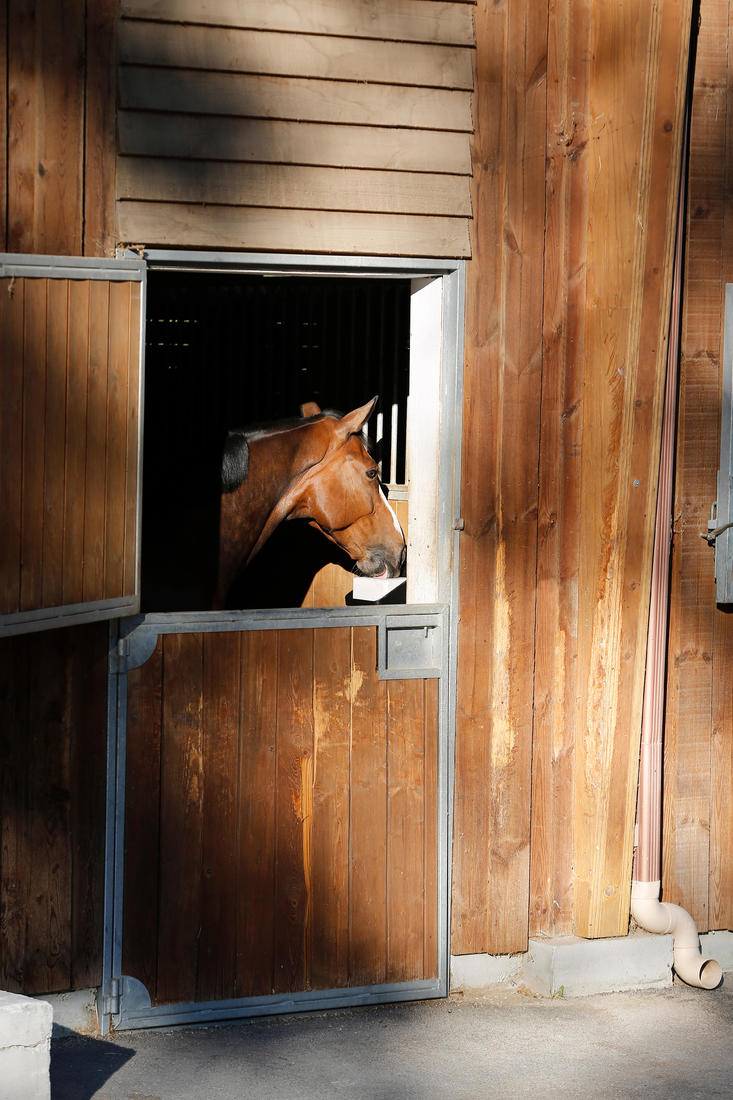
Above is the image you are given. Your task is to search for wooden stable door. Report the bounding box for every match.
[103,608,448,1030]
[0,255,146,636]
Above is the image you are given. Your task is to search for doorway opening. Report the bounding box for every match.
[138,254,463,614]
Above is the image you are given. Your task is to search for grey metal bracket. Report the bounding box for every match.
[377,610,445,680]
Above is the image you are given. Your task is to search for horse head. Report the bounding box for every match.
[290,397,406,579]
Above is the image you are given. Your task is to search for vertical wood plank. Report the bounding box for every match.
[573,0,692,937]
[42,278,69,608]
[156,632,204,1005]
[0,635,31,991]
[423,678,439,980]
[710,0,733,929]
[0,1,6,251]
[529,0,589,937]
[197,631,240,1002]
[84,0,118,257]
[349,626,388,986]
[123,637,163,1000]
[124,283,142,598]
[83,280,110,601]
[68,623,108,989]
[311,626,350,990]
[386,677,426,982]
[7,0,85,255]
[273,629,314,994]
[453,0,544,956]
[0,279,25,614]
[664,0,726,928]
[104,282,131,599]
[63,281,91,605]
[25,632,72,993]
[20,278,47,612]
[236,630,278,997]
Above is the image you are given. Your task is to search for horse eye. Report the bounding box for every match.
[366,468,378,480]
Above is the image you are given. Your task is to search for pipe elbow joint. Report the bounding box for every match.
[631,881,722,990]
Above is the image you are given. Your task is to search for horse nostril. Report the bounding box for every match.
[399,545,407,569]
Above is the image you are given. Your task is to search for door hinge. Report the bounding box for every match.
[104,977,121,1017]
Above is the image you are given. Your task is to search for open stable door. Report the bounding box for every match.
[0,255,146,636]
[98,252,464,1032]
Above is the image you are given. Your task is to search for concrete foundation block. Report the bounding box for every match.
[522,933,673,997]
[700,930,733,973]
[0,991,52,1100]
[450,952,524,991]
[40,988,99,1036]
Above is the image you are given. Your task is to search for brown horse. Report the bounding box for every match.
[214,397,406,608]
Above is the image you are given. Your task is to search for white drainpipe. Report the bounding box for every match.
[631,880,722,989]
[631,131,721,990]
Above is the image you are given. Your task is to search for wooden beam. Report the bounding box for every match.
[116,202,471,258]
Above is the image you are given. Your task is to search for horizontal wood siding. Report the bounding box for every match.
[664,0,733,933]
[0,276,142,619]
[116,1,474,256]
[122,627,440,1003]
[0,624,107,994]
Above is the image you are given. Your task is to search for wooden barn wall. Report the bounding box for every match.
[664,0,733,934]
[2,0,728,1001]
[0,1,117,996]
[0,624,108,995]
[115,0,474,257]
[453,0,694,953]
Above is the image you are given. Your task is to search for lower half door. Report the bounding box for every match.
[101,607,449,1031]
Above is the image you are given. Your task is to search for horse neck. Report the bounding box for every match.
[218,420,331,572]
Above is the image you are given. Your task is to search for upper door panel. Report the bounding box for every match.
[0,255,146,636]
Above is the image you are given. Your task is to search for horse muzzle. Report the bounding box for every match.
[357,543,406,580]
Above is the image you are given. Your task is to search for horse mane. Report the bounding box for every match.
[220,408,377,494]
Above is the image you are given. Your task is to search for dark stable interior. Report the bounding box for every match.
[141,272,410,611]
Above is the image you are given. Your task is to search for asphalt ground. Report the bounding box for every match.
[51,981,733,1100]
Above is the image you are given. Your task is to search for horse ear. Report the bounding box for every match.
[338,396,378,438]
[301,401,321,417]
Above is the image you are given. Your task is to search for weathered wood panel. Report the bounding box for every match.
[122,0,476,45]
[117,202,471,260]
[118,22,473,88]
[117,159,472,217]
[454,0,693,952]
[122,627,440,1005]
[0,624,107,994]
[452,0,545,957]
[118,114,472,175]
[663,0,733,933]
[529,0,589,938]
[0,276,142,623]
[572,0,693,939]
[84,0,118,257]
[6,0,85,255]
[116,5,474,257]
[118,68,473,131]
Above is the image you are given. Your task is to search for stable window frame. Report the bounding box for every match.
[127,249,466,611]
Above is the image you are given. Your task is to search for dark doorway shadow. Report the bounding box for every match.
[51,1026,135,1100]
[223,520,355,609]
